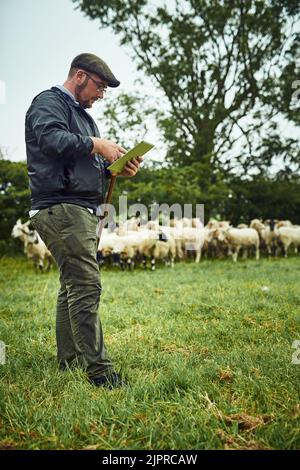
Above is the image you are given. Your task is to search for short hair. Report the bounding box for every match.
[68,67,79,79]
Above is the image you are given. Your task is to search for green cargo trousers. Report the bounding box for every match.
[31,203,113,380]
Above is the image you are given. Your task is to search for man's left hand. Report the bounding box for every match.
[118,157,144,177]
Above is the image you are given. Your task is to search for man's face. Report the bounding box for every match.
[74,70,108,109]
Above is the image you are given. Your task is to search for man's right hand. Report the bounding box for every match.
[90,137,126,163]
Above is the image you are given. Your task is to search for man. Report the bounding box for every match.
[25,53,142,388]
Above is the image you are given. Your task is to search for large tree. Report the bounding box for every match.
[75,0,299,177]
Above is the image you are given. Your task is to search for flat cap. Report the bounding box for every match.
[71,53,120,88]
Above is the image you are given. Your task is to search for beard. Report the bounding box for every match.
[78,97,93,109]
[82,97,100,108]
[74,79,98,108]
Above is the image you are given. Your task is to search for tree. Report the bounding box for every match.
[74,0,300,178]
[0,158,30,254]
[97,90,159,150]
[227,173,300,224]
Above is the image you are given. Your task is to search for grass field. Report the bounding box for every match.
[0,256,300,450]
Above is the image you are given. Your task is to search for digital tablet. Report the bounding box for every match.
[107,141,154,174]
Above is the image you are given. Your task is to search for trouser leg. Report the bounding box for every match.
[64,279,111,377]
[31,203,113,379]
[56,274,78,369]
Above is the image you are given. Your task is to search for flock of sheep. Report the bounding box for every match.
[11,216,300,272]
[98,217,300,268]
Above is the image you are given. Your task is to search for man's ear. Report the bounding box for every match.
[75,69,85,84]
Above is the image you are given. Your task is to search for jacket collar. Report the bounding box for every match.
[51,86,81,109]
[50,86,99,136]
[54,84,79,105]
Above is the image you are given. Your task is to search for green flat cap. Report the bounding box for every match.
[71,53,120,87]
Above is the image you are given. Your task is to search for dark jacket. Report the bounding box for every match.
[25,86,109,212]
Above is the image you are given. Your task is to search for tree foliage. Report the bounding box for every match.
[74,0,300,176]
[0,157,31,254]
[98,91,158,149]
[113,163,300,223]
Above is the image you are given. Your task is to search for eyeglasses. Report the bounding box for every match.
[84,73,108,93]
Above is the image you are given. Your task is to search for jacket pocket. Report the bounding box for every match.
[31,169,66,194]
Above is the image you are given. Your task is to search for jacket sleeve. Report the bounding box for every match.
[103,160,112,178]
[26,92,93,158]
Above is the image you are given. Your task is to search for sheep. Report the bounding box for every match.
[119,217,140,233]
[147,220,160,231]
[277,226,300,257]
[11,219,31,252]
[250,219,265,232]
[97,217,300,265]
[26,229,53,271]
[275,220,293,228]
[215,227,260,262]
[160,225,206,262]
[263,219,282,256]
[154,226,184,260]
[11,219,53,271]
[169,218,193,229]
[206,219,231,230]
[191,218,204,229]
[180,227,206,263]
[250,219,278,257]
[97,230,120,266]
[218,220,231,229]
[113,240,136,270]
[138,230,176,270]
[204,227,230,259]
[112,229,152,270]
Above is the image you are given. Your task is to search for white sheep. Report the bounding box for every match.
[216,227,260,262]
[250,219,278,257]
[97,229,119,265]
[159,226,206,262]
[11,219,53,271]
[276,220,293,228]
[277,226,300,257]
[180,227,206,263]
[138,229,176,270]
[112,229,153,269]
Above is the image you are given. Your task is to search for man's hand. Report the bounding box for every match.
[91,137,126,163]
[118,157,144,177]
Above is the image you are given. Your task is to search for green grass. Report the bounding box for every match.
[0,256,300,450]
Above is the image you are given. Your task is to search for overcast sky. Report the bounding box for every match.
[0,0,143,162]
